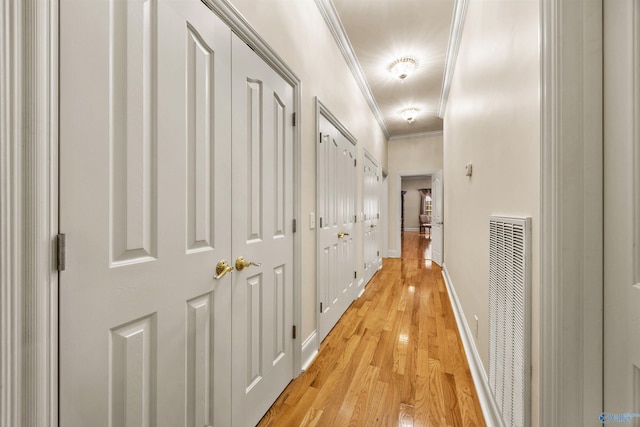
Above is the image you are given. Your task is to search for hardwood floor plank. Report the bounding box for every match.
[347,364,381,427]
[256,232,486,427]
[398,403,415,427]
[443,372,463,427]
[363,380,391,427]
[427,358,447,426]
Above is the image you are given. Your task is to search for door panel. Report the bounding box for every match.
[431,171,443,266]
[317,113,357,342]
[363,154,380,285]
[60,1,233,425]
[230,36,295,427]
[604,0,640,416]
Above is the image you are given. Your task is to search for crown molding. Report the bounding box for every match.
[389,130,443,141]
[314,0,390,139]
[316,97,357,146]
[438,0,469,119]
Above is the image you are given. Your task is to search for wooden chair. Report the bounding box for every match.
[419,214,431,236]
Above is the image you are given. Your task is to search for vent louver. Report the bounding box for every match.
[489,216,531,427]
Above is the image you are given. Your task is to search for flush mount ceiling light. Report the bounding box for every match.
[389,57,418,80]
[401,108,419,123]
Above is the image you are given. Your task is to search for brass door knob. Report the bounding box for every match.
[338,232,350,238]
[235,256,262,271]
[215,260,234,279]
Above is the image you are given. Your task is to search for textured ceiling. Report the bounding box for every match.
[331,0,454,137]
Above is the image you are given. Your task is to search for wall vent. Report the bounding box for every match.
[489,216,531,427]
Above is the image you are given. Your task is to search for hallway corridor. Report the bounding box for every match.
[257,232,485,427]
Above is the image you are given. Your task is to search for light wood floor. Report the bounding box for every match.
[257,232,485,427]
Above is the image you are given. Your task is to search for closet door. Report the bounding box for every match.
[363,153,380,284]
[59,1,232,426]
[317,113,358,342]
[230,35,296,427]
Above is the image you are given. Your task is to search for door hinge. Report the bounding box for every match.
[377,176,379,181]
[320,302,323,313]
[354,215,357,223]
[377,213,380,219]
[377,251,379,257]
[319,217,323,228]
[292,325,297,340]
[354,159,357,167]
[354,271,357,279]
[293,219,297,233]
[319,132,323,143]
[292,112,297,126]
[57,233,66,271]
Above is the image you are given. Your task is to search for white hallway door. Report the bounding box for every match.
[431,170,443,266]
[317,113,357,342]
[363,153,380,285]
[230,36,295,427]
[59,1,294,426]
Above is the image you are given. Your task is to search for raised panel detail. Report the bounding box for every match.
[110,314,157,427]
[247,80,263,242]
[246,274,263,392]
[110,0,158,266]
[186,24,215,253]
[246,274,263,393]
[186,292,214,427]
[273,266,285,365]
[322,247,330,314]
[273,95,286,238]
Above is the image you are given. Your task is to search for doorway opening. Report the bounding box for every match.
[395,170,443,264]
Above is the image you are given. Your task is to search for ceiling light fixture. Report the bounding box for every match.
[389,57,418,80]
[401,108,418,123]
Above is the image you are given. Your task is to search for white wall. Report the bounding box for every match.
[442,0,540,424]
[229,0,388,344]
[387,134,443,256]
[401,177,431,230]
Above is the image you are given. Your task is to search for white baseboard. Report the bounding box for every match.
[441,264,506,427]
[404,227,419,232]
[357,278,366,297]
[300,331,319,371]
[387,250,399,258]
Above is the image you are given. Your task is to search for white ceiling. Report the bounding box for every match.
[326,0,454,137]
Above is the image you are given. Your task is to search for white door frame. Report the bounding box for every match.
[394,170,440,259]
[0,1,302,426]
[539,0,603,425]
[0,1,59,426]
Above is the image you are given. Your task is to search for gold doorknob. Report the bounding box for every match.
[215,260,234,279]
[370,224,377,228]
[338,232,350,238]
[235,256,262,271]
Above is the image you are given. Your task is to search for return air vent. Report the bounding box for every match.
[488,216,531,427]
